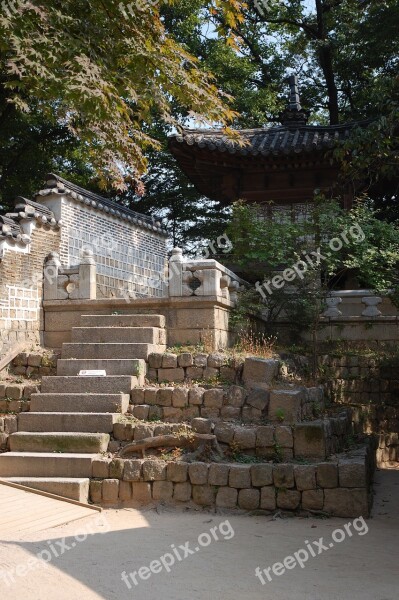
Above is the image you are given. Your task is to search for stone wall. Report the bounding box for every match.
[0,206,61,357]
[321,354,399,466]
[37,175,168,299]
[89,445,374,518]
[113,412,351,461]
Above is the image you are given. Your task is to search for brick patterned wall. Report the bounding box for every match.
[0,225,60,356]
[59,198,168,299]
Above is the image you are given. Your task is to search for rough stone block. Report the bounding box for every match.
[143,460,167,481]
[186,367,204,379]
[181,406,199,420]
[158,368,185,383]
[229,465,251,488]
[178,353,193,367]
[134,425,153,440]
[167,462,188,482]
[130,387,145,405]
[302,489,324,510]
[214,422,235,444]
[188,462,209,485]
[233,427,256,449]
[124,459,142,481]
[277,489,301,510]
[275,426,293,448]
[216,487,237,508]
[294,465,316,491]
[273,464,294,489]
[192,485,216,506]
[163,407,182,422]
[153,480,174,501]
[148,353,163,369]
[207,353,225,368]
[90,480,102,503]
[193,353,208,367]
[220,406,241,420]
[317,463,338,488]
[189,387,205,405]
[172,387,188,408]
[269,389,303,423]
[119,481,132,501]
[28,353,42,367]
[323,488,369,518]
[243,358,279,389]
[238,489,260,510]
[246,388,269,411]
[260,486,276,510]
[294,423,327,459]
[226,386,246,407]
[203,367,219,380]
[173,481,192,502]
[203,388,224,408]
[132,405,150,420]
[156,388,173,406]
[6,385,23,400]
[132,482,152,504]
[208,463,230,486]
[109,458,124,479]
[144,388,158,405]
[102,479,119,504]
[339,459,367,488]
[251,464,273,487]
[191,418,213,434]
[256,426,275,448]
[162,353,178,368]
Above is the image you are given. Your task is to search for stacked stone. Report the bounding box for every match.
[90,447,374,518]
[0,415,18,450]
[0,383,39,413]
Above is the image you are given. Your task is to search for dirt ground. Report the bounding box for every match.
[0,468,397,600]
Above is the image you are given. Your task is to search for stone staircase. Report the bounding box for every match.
[0,314,166,502]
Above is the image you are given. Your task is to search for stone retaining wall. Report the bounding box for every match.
[319,354,399,466]
[113,411,351,461]
[128,383,325,424]
[89,445,374,518]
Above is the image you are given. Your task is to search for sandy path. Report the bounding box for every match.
[0,469,397,600]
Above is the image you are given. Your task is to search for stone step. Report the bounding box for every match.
[0,453,98,477]
[5,477,90,502]
[41,375,135,394]
[9,432,110,453]
[18,412,118,433]
[71,327,162,344]
[30,393,129,413]
[56,358,146,377]
[80,314,165,328]
[61,343,166,360]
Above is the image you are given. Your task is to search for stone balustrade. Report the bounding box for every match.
[43,249,97,300]
[168,247,244,304]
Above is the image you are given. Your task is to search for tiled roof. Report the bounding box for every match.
[0,197,59,246]
[36,174,168,237]
[171,122,369,158]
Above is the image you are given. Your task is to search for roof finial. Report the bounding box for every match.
[288,74,301,111]
[279,75,309,128]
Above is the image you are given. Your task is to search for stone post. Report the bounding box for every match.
[78,249,97,299]
[43,252,61,300]
[168,247,184,297]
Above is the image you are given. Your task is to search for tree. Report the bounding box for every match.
[0,0,242,205]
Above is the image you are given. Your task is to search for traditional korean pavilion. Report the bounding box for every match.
[169,76,369,220]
